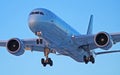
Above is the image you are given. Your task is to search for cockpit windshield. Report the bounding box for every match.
[30,11,44,15]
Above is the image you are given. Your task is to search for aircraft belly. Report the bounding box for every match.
[29,21,89,63]
[58,42,89,62]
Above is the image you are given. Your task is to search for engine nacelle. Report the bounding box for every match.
[94,32,113,50]
[6,38,25,56]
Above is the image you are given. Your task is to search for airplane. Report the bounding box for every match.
[0,8,120,67]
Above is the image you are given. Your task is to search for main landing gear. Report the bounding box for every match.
[83,55,95,64]
[41,47,53,67]
[35,31,55,67]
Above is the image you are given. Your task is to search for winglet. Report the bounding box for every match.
[87,15,93,35]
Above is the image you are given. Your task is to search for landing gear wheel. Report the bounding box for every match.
[36,39,43,44]
[84,56,89,64]
[90,55,95,64]
[41,58,46,67]
[43,62,47,67]
[48,58,53,66]
[41,58,44,64]
[40,39,43,44]
[41,58,53,67]
[36,39,39,44]
[41,47,54,67]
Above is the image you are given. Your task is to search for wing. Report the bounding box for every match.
[111,33,120,44]
[0,40,7,47]
[0,38,48,53]
[22,38,46,52]
[73,32,120,50]
[94,33,120,55]
[72,34,97,50]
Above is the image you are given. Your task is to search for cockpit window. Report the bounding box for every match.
[30,11,44,15]
[30,12,34,15]
[40,12,44,15]
[34,11,39,14]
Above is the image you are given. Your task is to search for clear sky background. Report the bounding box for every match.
[0,0,120,75]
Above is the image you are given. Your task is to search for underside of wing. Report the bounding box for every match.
[111,33,120,44]
[0,38,48,56]
[0,40,7,47]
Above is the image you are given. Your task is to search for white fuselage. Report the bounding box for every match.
[28,8,88,62]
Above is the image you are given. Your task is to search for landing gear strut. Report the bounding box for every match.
[41,47,53,67]
[35,31,43,44]
[83,55,95,64]
[35,31,53,67]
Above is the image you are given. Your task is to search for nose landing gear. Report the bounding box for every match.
[41,47,53,67]
[35,31,53,67]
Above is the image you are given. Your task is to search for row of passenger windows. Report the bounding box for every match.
[30,11,44,15]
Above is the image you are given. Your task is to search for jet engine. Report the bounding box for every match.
[94,32,113,50]
[6,38,25,56]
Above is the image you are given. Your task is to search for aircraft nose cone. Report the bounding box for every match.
[28,15,41,27]
[28,16,38,31]
[28,18,36,25]
[28,15,44,33]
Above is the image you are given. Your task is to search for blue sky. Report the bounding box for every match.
[0,0,120,75]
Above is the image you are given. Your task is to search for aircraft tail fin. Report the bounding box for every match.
[87,15,93,35]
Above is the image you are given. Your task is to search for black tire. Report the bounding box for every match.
[90,55,95,64]
[48,58,53,66]
[40,39,43,44]
[84,56,88,64]
[41,58,44,64]
[36,39,39,44]
[41,58,46,67]
[43,63,47,67]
